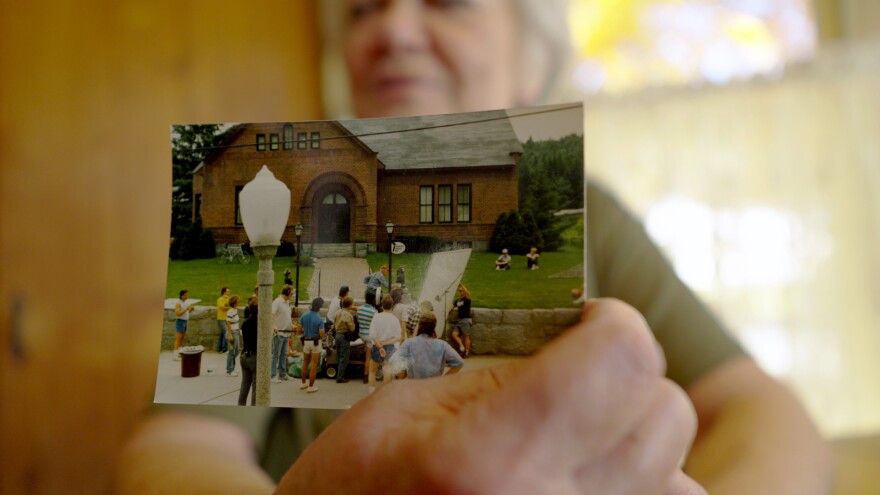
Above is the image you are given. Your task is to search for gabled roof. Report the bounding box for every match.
[337,110,523,170]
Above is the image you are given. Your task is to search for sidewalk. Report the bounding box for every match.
[308,257,371,303]
[153,350,521,409]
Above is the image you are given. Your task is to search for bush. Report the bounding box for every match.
[392,234,441,253]
[171,219,215,260]
[277,241,296,257]
[489,210,542,255]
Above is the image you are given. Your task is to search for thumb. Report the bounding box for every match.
[664,469,708,495]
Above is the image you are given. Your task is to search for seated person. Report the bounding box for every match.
[495,249,511,270]
[526,247,540,270]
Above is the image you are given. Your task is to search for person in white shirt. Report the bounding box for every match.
[325,285,349,332]
[225,295,241,377]
[367,295,401,393]
[173,289,195,361]
[271,286,294,382]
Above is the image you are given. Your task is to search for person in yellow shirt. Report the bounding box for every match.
[216,286,231,353]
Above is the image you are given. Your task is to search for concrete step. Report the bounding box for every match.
[309,243,355,258]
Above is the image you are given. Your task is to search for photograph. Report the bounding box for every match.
[155,103,586,409]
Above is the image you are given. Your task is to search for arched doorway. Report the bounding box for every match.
[316,190,351,243]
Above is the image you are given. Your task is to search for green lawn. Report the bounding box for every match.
[368,247,583,308]
[165,256,313,304]
[168,248,583,309]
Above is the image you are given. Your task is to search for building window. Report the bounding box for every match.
[311,132,320,149]
[256,134,266,151]
[438,185,452,223]
[419,186,433,223]
[235,185,244,225]
[194,194,202,220]
[322,192,347,205]
[297,132,307,149]
[283,124,293,150]
[270,133,279,150]
[457,184,471,223]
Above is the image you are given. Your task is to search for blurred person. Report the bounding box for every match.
[390,287,416,340]
[364,264,389,303]
[173,289,195,360]
[332,296,358,383]
[495,248,511,270]
[244,286,259,319]
[272,286,295,383]
[216,286,231,353]
[526,247,540,270]
[357,295,379,383]
[225,295,241,377]
[450,284,472,357]
[391,313,463,379]
[326,285,349,332]
[299,297,326,393]
[121,1,831,494]
[367,294,400,393]
[238,297,259,406]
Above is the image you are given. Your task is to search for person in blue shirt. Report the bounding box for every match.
[364,265,389,304]
[298,298,325,393]
[392,314,463,379]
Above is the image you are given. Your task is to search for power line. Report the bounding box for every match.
[185,103,582,153]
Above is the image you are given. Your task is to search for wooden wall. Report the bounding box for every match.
[0,1,322,493]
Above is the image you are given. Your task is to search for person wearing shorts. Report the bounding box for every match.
[451,285,472,357]
[173,289,195,361]
[367,295,401,393]
[298,298,325,393]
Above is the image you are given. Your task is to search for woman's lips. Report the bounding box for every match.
[371,75,438,101]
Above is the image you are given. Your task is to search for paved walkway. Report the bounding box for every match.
[308,257,372,303]
[153,350,521,409]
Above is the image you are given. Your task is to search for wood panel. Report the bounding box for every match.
[0,1,322,493]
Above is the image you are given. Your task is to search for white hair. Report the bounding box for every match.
[319,0,580,118]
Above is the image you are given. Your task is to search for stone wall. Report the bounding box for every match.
[452,307,581,355]
[161,306,582,355]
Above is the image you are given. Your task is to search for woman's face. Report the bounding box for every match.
[344,0,521,118]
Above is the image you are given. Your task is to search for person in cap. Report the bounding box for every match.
[495,249,511,271]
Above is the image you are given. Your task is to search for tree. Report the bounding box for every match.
[489,210,542,255]
[171,124,228,234]
[517,134,584,250]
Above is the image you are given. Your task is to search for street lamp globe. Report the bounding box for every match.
[385,221,394,234]
[239,165,291,407]
[240,165,290,246]
[294,223,304,238]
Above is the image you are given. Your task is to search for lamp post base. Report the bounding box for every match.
[253,244,278,406]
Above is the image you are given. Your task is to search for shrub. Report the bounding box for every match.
[392,234,441,253]
[489,210,542,255]
[171,219,215,260]
[277,241,296,257]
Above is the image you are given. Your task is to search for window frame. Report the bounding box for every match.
[457,184,472,223]
[269,133,280,151]
[283,124,293,150]
[297,132,307,150]
[234,185,245,225]
[311,132,321,149]
[419,185,434,224]
[256,134,266,151]
[438,184,453,224]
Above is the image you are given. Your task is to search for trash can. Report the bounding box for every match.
[179,345,205,378]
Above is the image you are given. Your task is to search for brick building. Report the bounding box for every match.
[192,110,522,254]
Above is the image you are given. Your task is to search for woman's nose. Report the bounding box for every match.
[374,0,430,53]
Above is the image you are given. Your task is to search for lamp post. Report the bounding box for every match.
[240,165,290,406]
[294,223,303,308]
[385,221,394,287]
